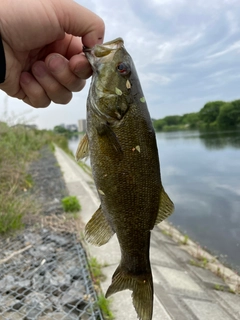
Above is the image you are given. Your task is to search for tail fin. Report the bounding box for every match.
[105,265,153,320]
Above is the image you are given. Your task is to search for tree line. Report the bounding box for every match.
[153,100,240,131]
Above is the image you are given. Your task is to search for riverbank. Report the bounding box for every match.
[0,145,103,320]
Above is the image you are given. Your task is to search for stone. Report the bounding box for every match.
[60,286,85,307]
[0,275,15,292]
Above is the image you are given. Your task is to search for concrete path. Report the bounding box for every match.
[54,146,240,320]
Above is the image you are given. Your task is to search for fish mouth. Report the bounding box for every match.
[83,38,124,64]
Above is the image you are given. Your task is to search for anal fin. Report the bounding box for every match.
[85,206,115,246]
[75,133,89,161]
[155,188,174,225]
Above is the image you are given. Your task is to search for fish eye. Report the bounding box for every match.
[117,62,130,75]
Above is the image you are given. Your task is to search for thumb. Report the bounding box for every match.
[57,0,105,48]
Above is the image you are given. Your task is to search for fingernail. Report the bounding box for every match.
[47,55,66,73]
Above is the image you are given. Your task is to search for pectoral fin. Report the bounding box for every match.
[75,133,89,161]
[155,188,174,225]
[85,206,115,246]
[97,123,123,156]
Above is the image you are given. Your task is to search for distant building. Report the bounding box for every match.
[78,119,87,132]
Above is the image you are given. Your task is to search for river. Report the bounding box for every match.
[69,130,240,273]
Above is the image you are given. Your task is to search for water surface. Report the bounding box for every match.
[157,130,240,272]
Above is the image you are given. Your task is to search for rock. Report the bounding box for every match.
[0,275,15,292]
[46,234,70,246]
[67,267,83,280]
[60,286,85,307]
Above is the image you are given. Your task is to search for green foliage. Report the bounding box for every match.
[61,196,81,213]
[0,123,50,234]
[0,122,76,234]
[153,119,166,131]
[164,115,182,126]
[153,99,240,131]
[199,101,225,125]
[97,295,114,320]
[217,101,240,128]
[181,234,189,245]
[53,125,78,139]
[88,257,104,280]
[181,112,199,128]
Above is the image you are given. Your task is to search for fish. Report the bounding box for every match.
[76,38,174,320]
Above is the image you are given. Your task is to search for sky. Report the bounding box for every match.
[1,0,240,129]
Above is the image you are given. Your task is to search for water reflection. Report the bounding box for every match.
[156,130,240,273]
[199,130,240,150]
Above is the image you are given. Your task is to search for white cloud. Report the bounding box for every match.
[1,0,240,128]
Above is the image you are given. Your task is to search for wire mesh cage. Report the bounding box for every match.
[0,223,104,320]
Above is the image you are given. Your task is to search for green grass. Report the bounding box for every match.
[61,196,81,213]
[88,257,106,283]
[180,234,189,245]
[0,121,74,235]
[97,294,114,320]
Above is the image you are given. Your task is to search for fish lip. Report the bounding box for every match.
[83,38,124,59]
[83,38,124,53]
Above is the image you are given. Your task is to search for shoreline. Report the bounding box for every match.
[158,220,240,294]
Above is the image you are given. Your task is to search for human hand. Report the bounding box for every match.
[0,0,104,108]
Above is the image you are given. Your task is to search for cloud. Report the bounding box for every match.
[1,0,240,128]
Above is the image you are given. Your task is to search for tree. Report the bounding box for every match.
[153,119,166,131]
[199,101,225,125]
[217,102,240,128]
[164,115,182,126]
[181,112,199,128]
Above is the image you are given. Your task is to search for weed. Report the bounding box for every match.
[189,259,203,268]
[214,284,225,291]
[88,257,106,284]
[216,267,223,277]
[61,196,81,213]
[0,121,77,234]
[181,234,189,245]
[189,256,209,269]
[162,229,173,238]
[0,123,49,234]
[202,257,208,267]
[97,294,114,320]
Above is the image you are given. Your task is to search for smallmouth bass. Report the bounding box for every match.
[76,38,174,320]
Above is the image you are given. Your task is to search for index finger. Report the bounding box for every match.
[57,0,105,48]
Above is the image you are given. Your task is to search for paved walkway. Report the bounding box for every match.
[54,146,240,320]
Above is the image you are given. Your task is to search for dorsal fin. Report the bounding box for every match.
[75,133,89,161]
